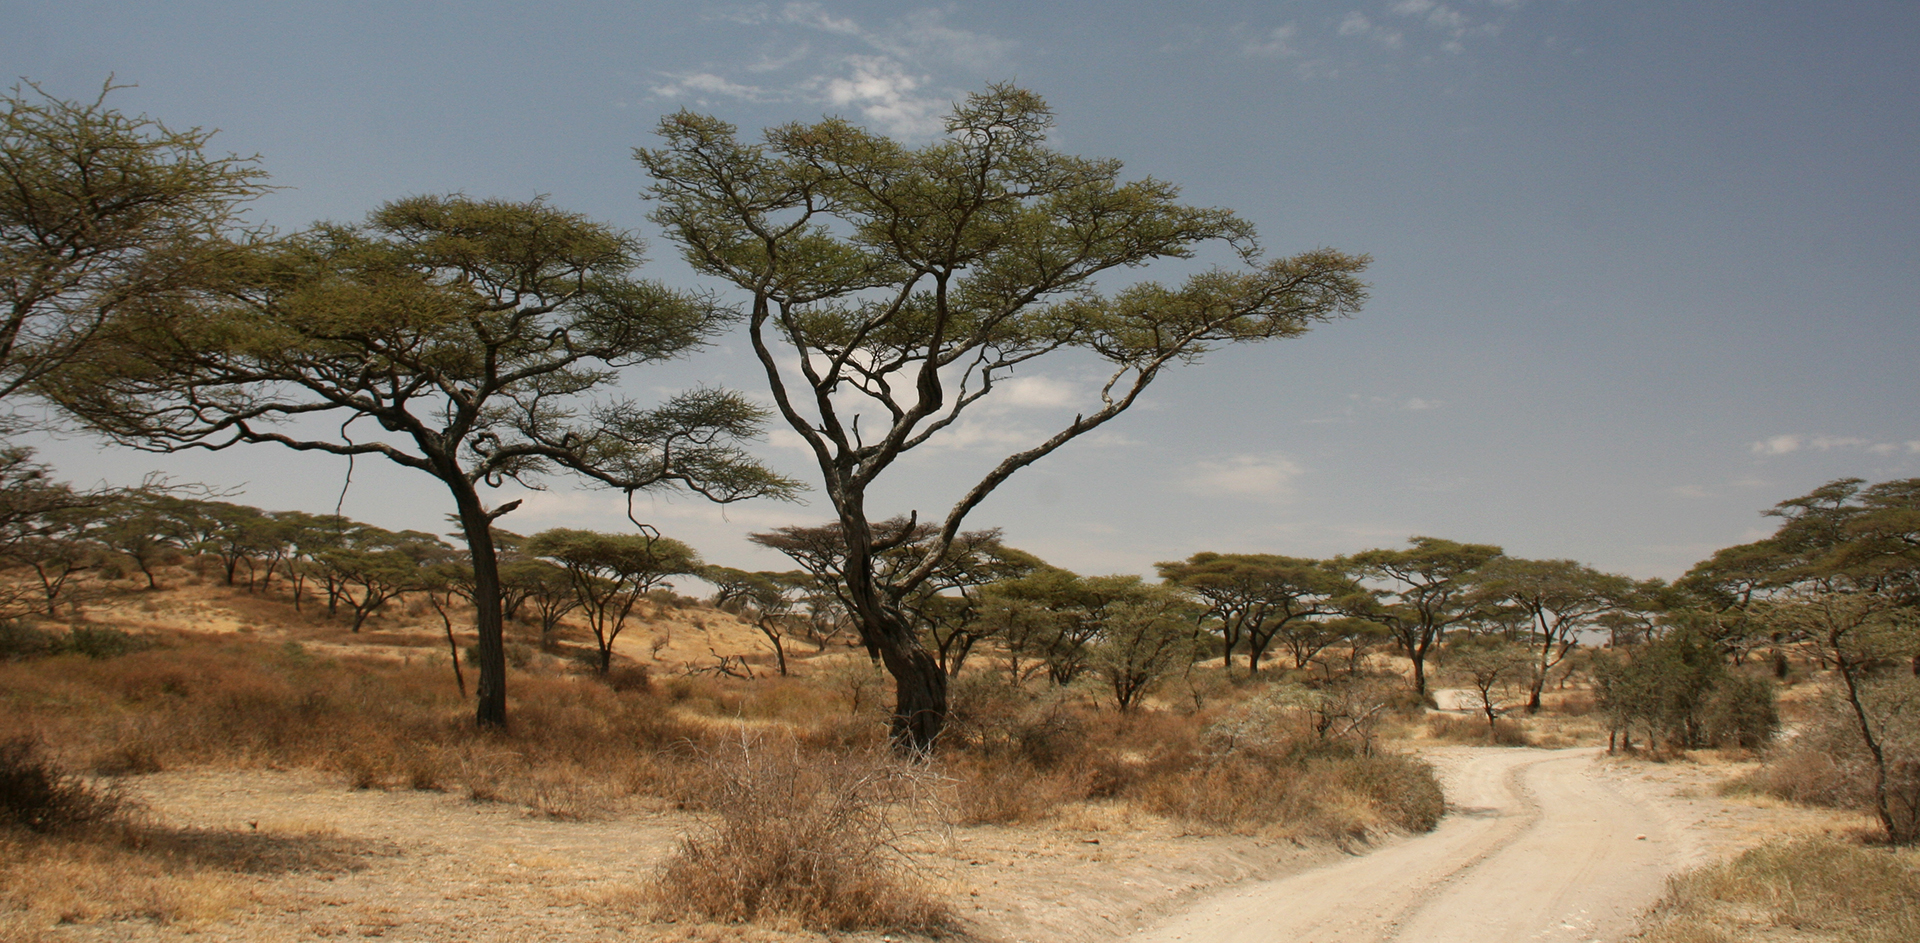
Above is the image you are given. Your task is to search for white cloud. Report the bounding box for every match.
[995,375,1079,410]
[654,6,1015,140]
[1403,397,1442,411]
[1751,433,1913,456]
[647,71,775,103]
[1243,23,1301,57]
[814,56,941,137]
[1180,453,1304,503]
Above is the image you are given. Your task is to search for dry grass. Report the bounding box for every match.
[648,737,949,932]
[1424,711,1532,746]
[1637,837,1920,943]
[0,579,1454,935]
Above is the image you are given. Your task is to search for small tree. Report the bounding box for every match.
[705,565,802,676]
[641,85,1368,751]
[1471,557,1629,713]
[1346,537,1503,700]
[1087,578,1201,712]
[527,528,699,674]
[1440,636,1533,737]
[1158,552,1359,675]
[317,525,448,632]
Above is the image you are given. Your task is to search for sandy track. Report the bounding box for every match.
[1129,747,1683,943]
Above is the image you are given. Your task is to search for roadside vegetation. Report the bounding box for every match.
[1638,838,1920,943]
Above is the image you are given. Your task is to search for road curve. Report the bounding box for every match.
[1128,747,1680,943]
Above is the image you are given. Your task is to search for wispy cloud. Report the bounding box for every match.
[1242,23,1303,58]
[1749,433,1912,456]
[648,4,1015,138]
[1180,453,1305,503]
[1226,0,1529,74]
[994,375,1080,410]
[1751,435,1912,457]
[1337,12,1405,49]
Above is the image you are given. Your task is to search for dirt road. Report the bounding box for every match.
[1129,747,1689,943]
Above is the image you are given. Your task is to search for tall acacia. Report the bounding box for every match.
[639,86,1368,751]
[46,195,796,727]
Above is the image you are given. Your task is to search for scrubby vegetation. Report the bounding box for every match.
[1638,838,1920,943]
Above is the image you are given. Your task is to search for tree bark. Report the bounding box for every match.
[448,478,508,729]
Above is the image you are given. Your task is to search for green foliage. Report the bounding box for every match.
[1157,552,1362,675]
[526,527,700,673]
[1701,672,1779,750]
[2,79,268,406]
[1346,537,1503,698]
[643,85,1366,751]
[1593,629,1777,752]
[47,190,797,728]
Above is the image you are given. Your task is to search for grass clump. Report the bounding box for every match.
[0,736,126,834]
[1425,711,1531,746]
[649,738,948,932]
[1638,837,1920,943]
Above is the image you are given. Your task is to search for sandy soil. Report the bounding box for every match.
[22,743,1862,943]
[1128,746,1870,943]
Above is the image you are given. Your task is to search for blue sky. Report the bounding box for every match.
[7,1,1917,580]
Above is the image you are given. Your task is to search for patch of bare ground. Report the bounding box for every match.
[5,768,1361,943]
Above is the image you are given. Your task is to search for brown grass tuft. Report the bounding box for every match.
[1638,837,1920,943]
[648,738,949,932]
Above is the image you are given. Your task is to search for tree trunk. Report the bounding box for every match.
[447,478,508,729]
[882,641,947,753]
[1837,648,1901,844]
[1410,646,1431,698]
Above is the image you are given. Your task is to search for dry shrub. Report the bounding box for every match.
[0,632,733,815]
[0,737,126,834]
[1728,680,1918,843]
[649,739,948,932]
[1638,837,1920,943]
[943,752,1083,825]
[1135,744,1441,840]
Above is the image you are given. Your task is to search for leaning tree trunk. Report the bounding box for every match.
[843,552,947,753]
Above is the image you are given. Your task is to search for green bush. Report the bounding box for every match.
[1703,672,1779,749]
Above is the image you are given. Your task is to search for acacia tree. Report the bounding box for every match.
[1471,557,1629,713]
[640,86,1368,751]
[2,79,267,412]
[1157,552,1359,675]
[46,195,795,727]
[1729,478,1920,843]
[749,518,1033,677]
[1347,537,1503,700]
[527,527,699,674]
[1086,578,1201,712]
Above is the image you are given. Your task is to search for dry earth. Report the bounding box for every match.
[14,742,1860,943]
[16,582,1868,942]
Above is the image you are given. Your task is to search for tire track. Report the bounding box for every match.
[1128,747,1677,943]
